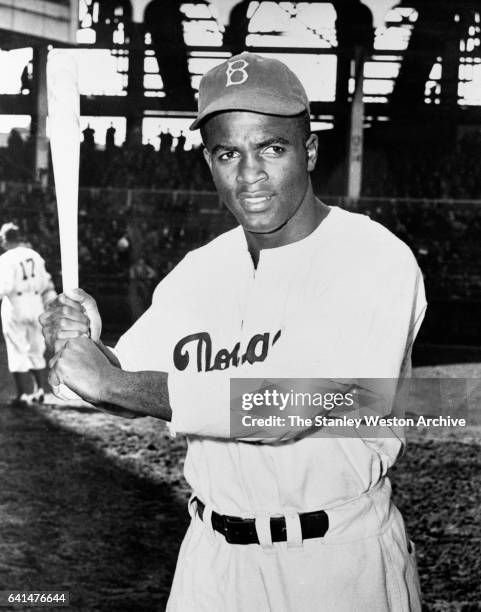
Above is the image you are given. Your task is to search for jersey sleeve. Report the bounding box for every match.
[356,249,426,378]
[113,254,192,373]
[349,250,427,467]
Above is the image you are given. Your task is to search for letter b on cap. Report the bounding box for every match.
[226,59,249,87]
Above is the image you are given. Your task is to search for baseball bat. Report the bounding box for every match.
[47,50,84,402]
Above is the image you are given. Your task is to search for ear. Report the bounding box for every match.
[203,146,213,173]
[305,134,318,172]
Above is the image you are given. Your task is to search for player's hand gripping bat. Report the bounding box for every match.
[47,50,85,402]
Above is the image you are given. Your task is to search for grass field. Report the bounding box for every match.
[0,338,480,611]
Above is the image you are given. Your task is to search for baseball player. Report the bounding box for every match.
[41,53,426,611]
[0,223,56,405]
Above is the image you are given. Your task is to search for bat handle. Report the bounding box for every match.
[52,382,86,403]
[51,314,90,403]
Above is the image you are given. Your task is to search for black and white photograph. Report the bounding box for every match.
[0,1,480,610]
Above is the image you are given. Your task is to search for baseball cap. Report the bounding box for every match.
[190,51,310,130]
[0,222,19,240]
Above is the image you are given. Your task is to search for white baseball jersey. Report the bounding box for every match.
[0,246,52,371]
[115,206,426,611]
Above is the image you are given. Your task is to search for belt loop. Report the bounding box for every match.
[187,495,197,519]
[255,514,274,550]
[191,497,218,538]
[285,513,303,549]
[202,505,214,534]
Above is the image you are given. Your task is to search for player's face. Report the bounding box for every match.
[202,112,318,243]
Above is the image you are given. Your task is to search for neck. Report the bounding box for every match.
[244,187,330,267]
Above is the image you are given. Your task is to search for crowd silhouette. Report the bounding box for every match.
[2,127,481,198]
[78,126,213,190]
[362,132,481,199]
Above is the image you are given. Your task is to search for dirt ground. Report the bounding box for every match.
[0,339,480,611]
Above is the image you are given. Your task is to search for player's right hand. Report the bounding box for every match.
[39,288,102,353]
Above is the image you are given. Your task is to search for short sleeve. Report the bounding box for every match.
[114,254,192,372]
[359,253,427,465]
[355,249,427,378]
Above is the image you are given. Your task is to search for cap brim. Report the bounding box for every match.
[190,91,307,131]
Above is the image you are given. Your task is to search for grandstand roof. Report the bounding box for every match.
[0,0,78,49]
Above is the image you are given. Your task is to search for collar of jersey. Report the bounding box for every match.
[237,205,340,266]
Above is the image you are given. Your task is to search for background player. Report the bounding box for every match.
[0,222,56,405]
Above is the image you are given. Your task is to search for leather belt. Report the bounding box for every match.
[194,497,329,545]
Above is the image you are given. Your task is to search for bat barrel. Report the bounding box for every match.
[47,50,80,293]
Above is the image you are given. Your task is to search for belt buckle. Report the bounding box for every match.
[222,515,255,545]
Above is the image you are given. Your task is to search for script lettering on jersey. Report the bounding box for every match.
[173,330,282,372]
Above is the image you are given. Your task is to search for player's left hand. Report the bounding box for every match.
[48,336,140,418]
[49,336,115,405]
[40,288,102,354]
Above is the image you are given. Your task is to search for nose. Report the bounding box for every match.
[236,153,267,185]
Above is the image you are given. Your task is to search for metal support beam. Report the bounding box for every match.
[347,47,365,199]
[30,45,49,185]
[125,22,144,147]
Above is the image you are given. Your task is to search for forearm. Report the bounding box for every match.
[168,370,392,442]
[168,371,333,442]
[99,367,172,422]
[49,335,172,421]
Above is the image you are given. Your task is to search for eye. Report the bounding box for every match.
[218,150,239,162]
[263,145,285,157]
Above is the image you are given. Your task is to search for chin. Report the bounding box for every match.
[237,211,275,232]
[227,201,287,234]
[242,219,285,235]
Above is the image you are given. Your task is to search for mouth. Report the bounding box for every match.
[238,193,274,212]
